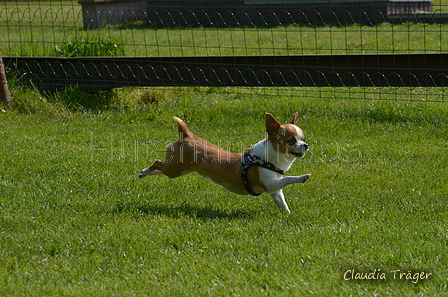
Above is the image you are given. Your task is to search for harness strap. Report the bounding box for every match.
[241,149,284,196]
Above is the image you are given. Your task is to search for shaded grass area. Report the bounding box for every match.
[1,0,448,57]
[2,22,448,57]
[0,85,447,295]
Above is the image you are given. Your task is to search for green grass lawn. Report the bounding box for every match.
[0,86,447,295]
[0,1,447,295]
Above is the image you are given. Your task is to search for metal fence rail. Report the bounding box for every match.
[4,54,448,90]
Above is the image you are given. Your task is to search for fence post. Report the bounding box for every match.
[0,52,11,105]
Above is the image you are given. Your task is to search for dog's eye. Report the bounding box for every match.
[288,138,296,146]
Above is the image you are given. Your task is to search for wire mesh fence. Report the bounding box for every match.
[1,0,447,101]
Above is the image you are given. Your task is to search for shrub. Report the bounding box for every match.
[54,36,124,57]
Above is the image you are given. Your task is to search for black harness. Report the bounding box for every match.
[241,149,284,196]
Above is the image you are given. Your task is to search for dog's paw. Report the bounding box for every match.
[139,169,148,178]
[303,174,311,182]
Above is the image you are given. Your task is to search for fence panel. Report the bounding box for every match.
[1,0,447,101]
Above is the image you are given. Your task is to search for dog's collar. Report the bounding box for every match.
[241,149,284,196]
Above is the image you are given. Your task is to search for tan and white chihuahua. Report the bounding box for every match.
[139,112,310,212]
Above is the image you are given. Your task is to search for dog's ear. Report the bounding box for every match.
[266,113,281,135]
[290,112,299,125]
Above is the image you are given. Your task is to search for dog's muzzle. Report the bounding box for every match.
[290,143,309,157]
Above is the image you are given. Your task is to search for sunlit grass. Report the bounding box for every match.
[0,3,447,293]
[0,86,447,295]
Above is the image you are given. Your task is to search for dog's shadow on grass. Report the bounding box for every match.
[112,200,255,221]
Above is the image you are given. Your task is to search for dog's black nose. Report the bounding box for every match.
[303,143,309,151]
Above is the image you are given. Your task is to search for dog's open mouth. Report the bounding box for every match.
[290,152,305,157]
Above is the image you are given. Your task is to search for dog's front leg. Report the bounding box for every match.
[266,174,310,212]
[265,174,311,193]
[282,174,311,187]
[270,190,290,213]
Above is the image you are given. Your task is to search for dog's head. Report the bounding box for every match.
[265,112,309,158]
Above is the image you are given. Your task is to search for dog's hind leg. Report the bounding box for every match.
[139,160,164,178]
[139,159,190,179]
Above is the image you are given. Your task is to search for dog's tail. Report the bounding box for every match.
[174,117,193,138]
